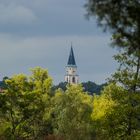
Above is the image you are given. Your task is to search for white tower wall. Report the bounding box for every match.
[65,46,79,84]
[65,66,79,84]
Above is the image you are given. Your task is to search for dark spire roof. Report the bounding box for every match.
[67,45,76,66]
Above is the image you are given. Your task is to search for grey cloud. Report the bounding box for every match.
[0,3,38,25]
[0,0,118,84]
[0,0,97,36]
[0,34,117,84]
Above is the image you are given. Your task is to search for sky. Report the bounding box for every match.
[0,0,118,84]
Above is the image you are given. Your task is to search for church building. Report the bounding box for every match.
[65,46,79,84]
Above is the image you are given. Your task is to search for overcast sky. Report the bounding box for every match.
[0,0,118,84]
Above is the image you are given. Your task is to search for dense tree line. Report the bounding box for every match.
[0,63,140,139]
[0,0,140,139]
[52,81,106,95]
[85,0,140,139]
[0,67,93,139]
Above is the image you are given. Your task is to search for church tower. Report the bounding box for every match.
[65,45,79,84]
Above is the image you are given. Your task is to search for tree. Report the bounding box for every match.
[91,49,140,139]
[92,84,140,140]
[111,51,140,92]
[0,76,9,89]
[85,0,140,53]
[0,67,53,139]
[51,85,93,140]
[85,2,140,138]
[52,81,106,95]
[51,82,68,93]
[82,81,106,95]
[92,83,140,139]
[111,51,140,137]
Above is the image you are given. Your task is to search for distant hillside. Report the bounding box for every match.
[52,81,107,95]
[0,78,107,95]
[0,77,8,89]
[82,81,107,95]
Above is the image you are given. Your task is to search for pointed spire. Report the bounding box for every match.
[67,44,76,66]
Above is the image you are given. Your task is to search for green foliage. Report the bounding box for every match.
[92,83,140,139]
[85,0,140,52]
[52,81,106,95]
[0,68,96,140]
[0,77,9,89]
[111,51,140,91]
[82,81,107,95]
[91,49,140,139]
[0,67,53,139]
[1,59,140,140]
[85,1,140,138]
[51,82,67,93]
[52,85,93,140]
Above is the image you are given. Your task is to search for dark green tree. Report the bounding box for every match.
[85,0,140,53]
[51,82,67,93]
[91,50,140,139]
[0,77,9,89]
[82,81,106,95]
[52,81,106,95]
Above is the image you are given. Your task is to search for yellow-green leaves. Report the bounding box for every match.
[92,94,116,121]
[30,67,52,94]
[91,83,140,139]
[0,67,53,139]
[52,85,93,140]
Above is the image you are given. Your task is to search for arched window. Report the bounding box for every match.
[72,77,75,83]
